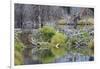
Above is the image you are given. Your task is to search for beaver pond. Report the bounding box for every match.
[14,3,94,65]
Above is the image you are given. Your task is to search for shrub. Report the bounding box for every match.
[39,26,56,42]
[69,31,94,56]
[51,32,66,45]
[51,32,67,58]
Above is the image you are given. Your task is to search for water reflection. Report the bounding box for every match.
[53,24,94,62]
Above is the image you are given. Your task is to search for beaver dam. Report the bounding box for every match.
[14,3,94,65]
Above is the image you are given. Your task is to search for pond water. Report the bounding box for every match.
[15,24,94,64]
[31,24,94,63]
[14,4,94,65]
[53,25,94,63]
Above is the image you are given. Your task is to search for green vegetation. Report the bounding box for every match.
[15,25,94,64]
[36,26,68,63]
[77,18,94,25]
[51,32,66,45]
[39,26,56,42]
[38,49,55,63]
[15,33,24,65]
[50,32,67,58]
[69,32,94,56]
